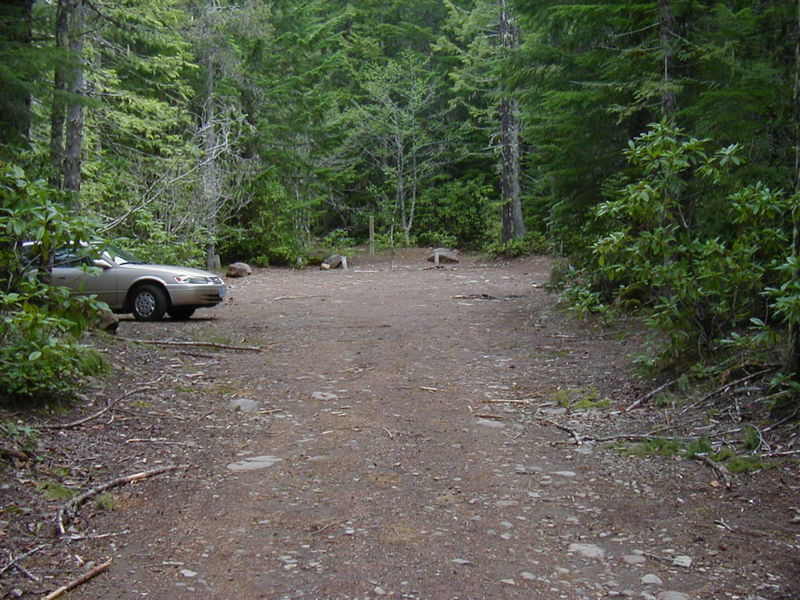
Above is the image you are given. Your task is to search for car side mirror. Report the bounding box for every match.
[93,258,113,269]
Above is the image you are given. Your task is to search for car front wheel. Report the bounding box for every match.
[131,284,168,321]
[168,306,196,320]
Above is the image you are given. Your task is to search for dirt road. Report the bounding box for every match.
[6,252,798,599]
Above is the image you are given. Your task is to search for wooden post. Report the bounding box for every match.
[369,215,375,259]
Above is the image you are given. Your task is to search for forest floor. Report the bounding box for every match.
[1,250,798,600]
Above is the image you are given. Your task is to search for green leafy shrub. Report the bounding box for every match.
[484,232,551,259]
[0,163,108,401]
[219,178,310,267]
[414,176,496,249]
[564,121,796,372]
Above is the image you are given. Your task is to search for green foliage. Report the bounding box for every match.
[621,438,684,458]
[563,121,796,371]
[219,178,309,267]
[414,176,496,249]
[0,164,108,401]
[742,425,762,452]
[484,232,550,259]
[0,420,38,455]
[36,480,78,502]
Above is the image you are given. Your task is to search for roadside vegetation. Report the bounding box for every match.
[0,1,797,425]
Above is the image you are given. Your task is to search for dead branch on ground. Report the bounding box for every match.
[118,336,264,352]
[679,367,777,416]
[56,465,187,536]
[625,378,679,412]
[0,545,46,577]
[42,558,112,600]
[694,454,733,489]
[40,385,160,430]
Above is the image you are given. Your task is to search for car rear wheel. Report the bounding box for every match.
[168,306,196,320]
[131,284,168,321]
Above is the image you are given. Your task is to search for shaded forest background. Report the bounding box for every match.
[1,0,799,396]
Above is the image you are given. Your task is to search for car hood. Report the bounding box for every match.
[116,263,222,279]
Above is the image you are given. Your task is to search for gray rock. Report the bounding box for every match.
[226,262,252,277]
[641,574,663,585]
[96,309,119,334]
[568,543,605,559]
[321,254,347,269]
[427,248,460,264]
[227,455,282,471]
[656,593,690,600]
[228,398,260,413]
[672,555,692,568]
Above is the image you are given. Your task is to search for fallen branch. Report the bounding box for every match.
[539,419,698,446]
[0,545,46,577]
[679,367,777,416]
[273,295,322,301]
[694,454,733,489]
[482,398,531,405]
[539,418,583,445]
[625,378,679,412]
[40,385,159,430]
[56,465,187,536]
[118,336,263,352]
[42,559,112,600]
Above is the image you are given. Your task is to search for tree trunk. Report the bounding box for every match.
[63,0,85,198]
[658,0,677,117]
[49,0,69,188]
[50,0,85,200]
[788,0,800,377]
[201,50,219,272]
[499,1,525,243]
[0,0,33,148]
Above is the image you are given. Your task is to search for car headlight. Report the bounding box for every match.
[174,275,212,284]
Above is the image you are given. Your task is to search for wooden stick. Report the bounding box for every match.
[679,367,776,416]
[118,336,263,352]
[0,545,46,577]
[40,385,159,430]
[625,378,679,412]
[42,559,112,600]
[482,398,530,405]
[56,465,187,536]
[695,454,733,489]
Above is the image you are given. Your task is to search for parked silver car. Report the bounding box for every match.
[25,242,227,321]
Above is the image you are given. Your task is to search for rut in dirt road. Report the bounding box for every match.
[67,255,798,600]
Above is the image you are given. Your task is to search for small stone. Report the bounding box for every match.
[520,571,536,580]
[180,569,197,578]
[500,578,516,586]
[373,586,387,595]
[311,391,338,401]
[226,262,252,277]
[641,574,663,586]
[657,593,690,600]
[228,398,260,413]
[553,471,577,478]
[672,555,692,568]
[451,558,472,565]
[623,554,646,565]
[568,543,605,559]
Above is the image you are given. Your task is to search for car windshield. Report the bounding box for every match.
[101,244,146,265]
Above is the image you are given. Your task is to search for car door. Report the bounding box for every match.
[51,247,120,308]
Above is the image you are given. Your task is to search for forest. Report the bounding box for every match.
[0,0,799,400]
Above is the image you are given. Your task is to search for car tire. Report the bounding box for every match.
[131,284,168,321]
[168,306,196,320]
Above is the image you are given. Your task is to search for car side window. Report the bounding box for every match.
[53,248,89,267]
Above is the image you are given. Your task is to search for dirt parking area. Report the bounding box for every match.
[1,251,798,599]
